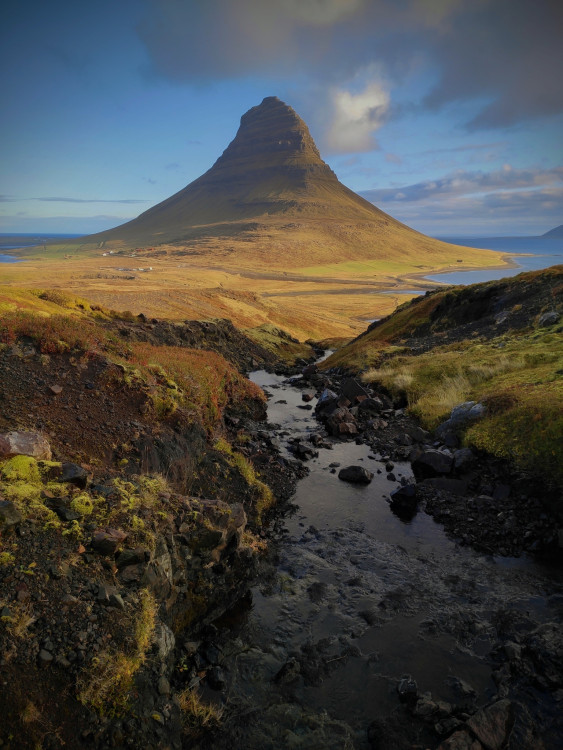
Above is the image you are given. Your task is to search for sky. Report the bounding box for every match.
[1,0,562,237]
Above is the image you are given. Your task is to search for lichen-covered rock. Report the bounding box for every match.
[0,431,51,460]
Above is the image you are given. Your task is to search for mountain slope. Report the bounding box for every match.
[80,97,502,271]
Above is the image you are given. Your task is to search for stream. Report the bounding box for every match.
[207,364,563,749]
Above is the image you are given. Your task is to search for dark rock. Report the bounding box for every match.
[44,496,81,522]
[59,462,89,488]
[116,547,149,569]
[358,397,384,415]
[397,674,418,706]
[39,649,54,666]
[119,563,145,584]
[341,378,369,403]
[436,730,482,749]
[157,676,171,696]
[0,500,23,528]
[315,388,338,412]
[207,666,227,691]
[420,477,469,496]
[412,449,453,478]
[453,447,476,473]
[338,466,374,484]
[390,484,418,519]
[91,528,128,555]
[466,699,514,750]
[302,392,315,402]
[274,657,301,684]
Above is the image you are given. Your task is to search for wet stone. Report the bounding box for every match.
[338,466,374,484]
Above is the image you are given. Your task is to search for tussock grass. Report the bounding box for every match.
[178,688,223,735]
[78,589,157,716]
[362,330,563,484]
[214,438,274,517]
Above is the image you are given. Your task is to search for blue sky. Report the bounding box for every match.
[1,0,562,236]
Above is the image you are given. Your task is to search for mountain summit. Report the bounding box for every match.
[84,97,498,269]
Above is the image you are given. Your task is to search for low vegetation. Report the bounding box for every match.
[78,588,157,716]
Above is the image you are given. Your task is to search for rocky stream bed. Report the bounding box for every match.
[188,359,563,750]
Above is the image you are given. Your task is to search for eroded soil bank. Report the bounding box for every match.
[192,363,563,749]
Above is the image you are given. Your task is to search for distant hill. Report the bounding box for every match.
[542,224,563,238]
[78,97,497,270]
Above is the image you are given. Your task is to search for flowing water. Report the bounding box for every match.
[211,366,562,748]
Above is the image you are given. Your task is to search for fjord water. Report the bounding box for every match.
[213,366,562,748]
[426,235,563,285]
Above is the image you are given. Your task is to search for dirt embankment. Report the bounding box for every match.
[0,315,308,750]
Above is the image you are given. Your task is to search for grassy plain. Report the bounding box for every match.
[1,233,509,340]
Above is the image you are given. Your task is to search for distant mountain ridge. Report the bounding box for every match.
[542,224,563,238]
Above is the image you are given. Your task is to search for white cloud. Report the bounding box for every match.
[325,81,390,153]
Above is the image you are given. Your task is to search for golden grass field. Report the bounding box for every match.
[0,232,511,340]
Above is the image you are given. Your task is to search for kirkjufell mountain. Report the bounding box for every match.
[82,97,494,268]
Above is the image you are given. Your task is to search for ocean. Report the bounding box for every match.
[426,235,563,285]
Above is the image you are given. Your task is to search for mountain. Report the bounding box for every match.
[542,224,563,238]
[81,97,496,269]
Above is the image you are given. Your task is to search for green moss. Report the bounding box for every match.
[70,493,95,516]
[0,456,40,483]
[0,552,15,566]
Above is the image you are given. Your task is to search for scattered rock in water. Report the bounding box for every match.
[397,674,418,706]
[274,657,301,684]
[390,484,418,519]
[338,465,374,484]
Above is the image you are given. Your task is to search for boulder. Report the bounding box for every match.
[390,484,418,518]
[453,447,476,473]
[338,466,374,484]
[326,406,356,436]
[0,431,52,460]
[538,310,560,327]
[0,500,23,529]
[466,699,514,750]
[59,462,89,488]
[91,528,128,555]
[436,402,486,445]
[397,674,418,706]
[341,378,369,403]
[315,389,338,414]
[357,397,384,415]
[436,730,482,750]
[338,422,358,436]
[412,449,453,478]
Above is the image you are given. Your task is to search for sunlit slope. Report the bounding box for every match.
[79,97,504,272]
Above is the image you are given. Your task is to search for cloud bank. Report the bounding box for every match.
[139,0,563,140]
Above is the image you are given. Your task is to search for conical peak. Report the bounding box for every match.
[212,96,326,171]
